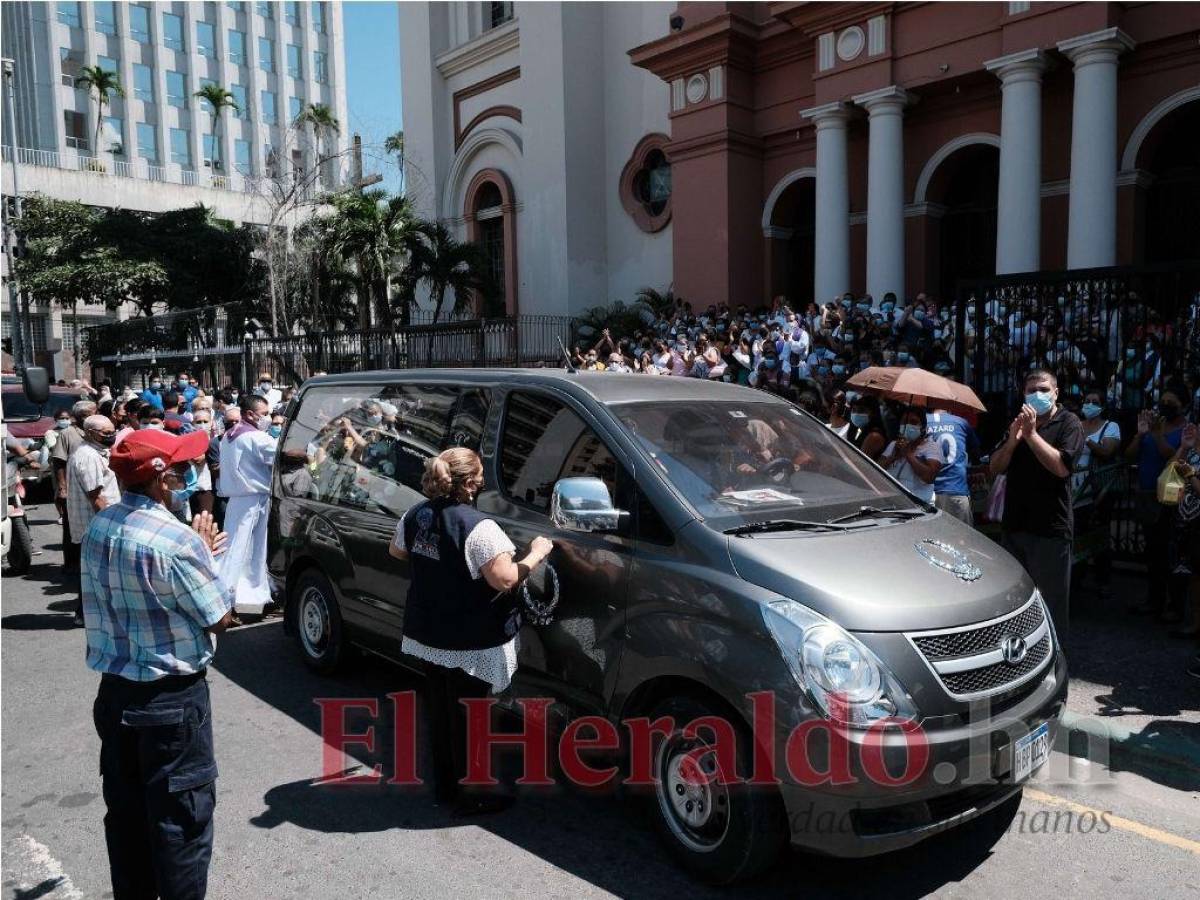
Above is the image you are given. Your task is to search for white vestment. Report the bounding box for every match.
[217,428,277,614]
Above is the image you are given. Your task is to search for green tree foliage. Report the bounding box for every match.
[403,221,495,328]
[74,65,124,158]
[194,83,240,175]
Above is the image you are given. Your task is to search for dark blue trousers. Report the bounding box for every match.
[93,671,217,900]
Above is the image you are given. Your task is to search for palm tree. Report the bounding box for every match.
[384,129,404,192]
[194,83,240,177]
[406,221,493,350]
[295,103,340,185]
[74,65,124,158]
[323,189,416,330]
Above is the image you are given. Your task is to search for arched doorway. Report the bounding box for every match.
[923,144,1000,300]
[463,168,518,317]
[764,174,815,306]
[1138,99,1200,264]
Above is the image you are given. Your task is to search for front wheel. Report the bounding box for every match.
[5,516,33,575]
[291,569,349,674]
[647,696,787,884]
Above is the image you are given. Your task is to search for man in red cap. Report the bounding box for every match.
[81,428,233,900]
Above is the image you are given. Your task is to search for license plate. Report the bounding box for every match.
[1013,721,1050,783]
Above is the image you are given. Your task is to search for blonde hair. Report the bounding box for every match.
[421,448,483,501]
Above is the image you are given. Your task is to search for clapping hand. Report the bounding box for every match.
[191,510,229,557]
[1019,404,1038,436]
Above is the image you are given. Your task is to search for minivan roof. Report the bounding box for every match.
[305,368,787,407]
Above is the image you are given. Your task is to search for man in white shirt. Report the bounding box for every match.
[216,395,278,615]
[254,372,283,411]
[67,415,121,625]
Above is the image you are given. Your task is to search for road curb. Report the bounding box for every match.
[1061,710,1200,778]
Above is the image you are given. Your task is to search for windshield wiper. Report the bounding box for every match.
[828,505,926,525]
[724,519,851,536]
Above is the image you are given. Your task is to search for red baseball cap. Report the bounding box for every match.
[109,429,210,485]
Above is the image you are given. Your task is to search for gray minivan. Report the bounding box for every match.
[268,369,1066,882]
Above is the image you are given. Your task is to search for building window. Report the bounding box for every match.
[2,314,49,352]
[103,116,124,154]
[94,1,117,35]
[260,90,277,124]
[235,138,251,175]
[228,29,246,65]
[170,127,190,166]
[63,110,88,150]
[163,13,185,50]
[288,95,302,122]
[284,1,300,25]
[97,55,118,76]
[132,63,154,102]
[59,48,82,88]
[56,2,81,28]
[196,21,216,57]
[312,2,326,33]
[313,50,328,84]
[287,44,301,78]
[203,133,218,168]
[136,122,157,162]
[258,37,274,73]
[231,83,249,118]
[166,71,187,108]
[489,2,513,29]
[256,1,273,18]
[264,144,278,178]
[464,172,514,316]
[129,5,150,43]
[619,133,673,233]
[227,1,244,10]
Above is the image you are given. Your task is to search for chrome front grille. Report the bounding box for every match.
[906,594,1054,700]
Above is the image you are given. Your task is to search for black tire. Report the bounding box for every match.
[646,695,787,884]
[290,568,348,674]
[5,517,33,576]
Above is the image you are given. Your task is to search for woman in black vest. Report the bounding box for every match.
[389,447,552,815]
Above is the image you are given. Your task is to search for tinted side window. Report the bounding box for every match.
[278,383,457,517]
[500,392,617,513]
[447,388,491,452]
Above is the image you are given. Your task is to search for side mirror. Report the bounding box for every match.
[22,366,50,406]
[550,476,626,534]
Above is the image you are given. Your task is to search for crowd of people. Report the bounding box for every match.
[34,371,295,626]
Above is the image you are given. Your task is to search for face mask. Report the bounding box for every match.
[230,391,240,401]
[881,303,894,313]
[933,330,944,340]
[832,364,845,375]
[914,310,926,321]
[1082,403,1102,419]
[178,379,189,387]
[764,358,777,370]
[367,414,383,426]
[256,415,271,432]
[850,412,870,428]
[897,352,910,363]
[170,465,200,506]
[150,382,162,391]
[55,419,71,430]
[1025,390,1054,415]
[1125,348,1137,359]
[268,424,282,438]
[93,432,115,447]
[194,420,211,433]
[817,365,830,377]
[841,300,852,309]
[145,422,165,430]
[901,424,922,441]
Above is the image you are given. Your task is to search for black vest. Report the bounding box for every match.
[402,498,521,651]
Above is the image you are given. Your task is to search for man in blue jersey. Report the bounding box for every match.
[926,407,979,524]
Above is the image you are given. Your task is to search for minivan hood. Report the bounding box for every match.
[725,512,1031,632]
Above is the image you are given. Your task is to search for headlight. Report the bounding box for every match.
[762,599,917,727]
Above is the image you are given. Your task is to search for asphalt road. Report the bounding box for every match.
[3,505,1198,899]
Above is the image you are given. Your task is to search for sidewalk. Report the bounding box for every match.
[1060,568,1200,789]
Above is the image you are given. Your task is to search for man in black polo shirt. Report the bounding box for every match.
[990,369,1085,639]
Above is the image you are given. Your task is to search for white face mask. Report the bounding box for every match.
[255,415,271,432]
[367,414,383,426]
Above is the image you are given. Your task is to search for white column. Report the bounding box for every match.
[852,85,913,302]
[800,102,851,304]
[1057,28,1134,269]
[985,48,1047,274]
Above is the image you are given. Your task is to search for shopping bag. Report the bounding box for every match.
[1157,461,1186,506]
[985,474,1006,522]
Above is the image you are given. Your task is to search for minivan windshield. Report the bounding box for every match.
[613,400,918,529]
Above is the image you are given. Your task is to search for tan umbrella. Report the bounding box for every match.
[846,366,987,416]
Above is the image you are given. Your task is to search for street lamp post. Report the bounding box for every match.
[2,57,29,372]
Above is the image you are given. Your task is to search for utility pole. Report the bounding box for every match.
[2,57,29,372]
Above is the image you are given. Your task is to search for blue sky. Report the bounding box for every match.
[343,1,403,194]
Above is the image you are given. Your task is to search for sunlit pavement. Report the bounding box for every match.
[3,504,1197,899]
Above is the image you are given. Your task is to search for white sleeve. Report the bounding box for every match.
[464,519,517,580]
[1103,421,1121,443]
[391,509,408,554]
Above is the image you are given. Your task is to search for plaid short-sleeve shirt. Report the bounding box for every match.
[81,492,233,681]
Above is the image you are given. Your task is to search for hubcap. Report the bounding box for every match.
[655,736,731,853]
[299,586,330,657]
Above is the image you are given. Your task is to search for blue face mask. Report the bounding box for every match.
[897,352,910,363]
[170,465,200,507]
[901,423,923,441]
[1081,402,1102,420]
[764,358,777,370]
[914,310,926,321]
[55,419,71,430]
[268,424,282,438]
[832,364,846,375]
[1025,390,1054,415]
[850,412,870,428]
